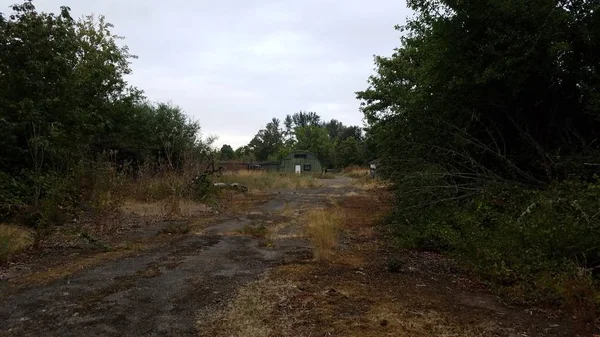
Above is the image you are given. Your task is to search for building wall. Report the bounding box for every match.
[280,151,323,174]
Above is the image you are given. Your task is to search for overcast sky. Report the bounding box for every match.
[14,0,411,148]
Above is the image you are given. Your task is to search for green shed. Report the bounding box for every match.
[280,150,323,174]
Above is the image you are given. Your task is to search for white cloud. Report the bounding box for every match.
[15,0,412,147]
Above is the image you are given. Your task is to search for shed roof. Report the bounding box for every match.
[284,150,320,159]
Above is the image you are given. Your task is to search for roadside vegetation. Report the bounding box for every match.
[357,0,600,322]
[0,1,220,262]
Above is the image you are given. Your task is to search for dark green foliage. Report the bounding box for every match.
[358,0,600,309]
[390,178,600,303]
[249,118,284,161]
[220,144,235,160]
[0,2,207,229]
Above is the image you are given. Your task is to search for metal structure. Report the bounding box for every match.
[280,150,323,174]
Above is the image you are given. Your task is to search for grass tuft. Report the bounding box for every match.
[237,223,269,239]
[216,171,321,191]
[0,224,33,262]
[303,208,344,261]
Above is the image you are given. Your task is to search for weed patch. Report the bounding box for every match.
[303,208,344,261]
[237,223,269,239]
[343,166,368,179]
[0,224,33,262]
[196,278,297,337]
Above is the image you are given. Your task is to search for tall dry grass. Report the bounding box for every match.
[0,224,33,262]
[302,207,344,261]
[343,165,369,179]
[216,170,322,191]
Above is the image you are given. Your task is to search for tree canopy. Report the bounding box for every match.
[356,0,600,308]
[358,0,600,185]
[0,1,208,208]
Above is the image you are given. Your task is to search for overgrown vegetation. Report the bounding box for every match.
[357,0,600,317]
[215,170,321,191]
[303,208,344,261]
[0,1,217,254]
[0,224,33,261]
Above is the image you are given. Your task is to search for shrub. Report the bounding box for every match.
[388,177,600,310]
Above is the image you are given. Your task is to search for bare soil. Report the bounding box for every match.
[0,177,588,336]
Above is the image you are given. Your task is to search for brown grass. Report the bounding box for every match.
[120,199,212,218]
[302,207,344,261]
[344,165,369,178]
[216,170,322,191]
[197,278,298,337]
[236,223,269,239]
[0,224,33,262]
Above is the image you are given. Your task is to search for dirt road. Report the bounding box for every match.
[0,178,352,336]
[0,177,583,336]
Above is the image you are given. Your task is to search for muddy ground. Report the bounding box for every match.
[0,177,589,336]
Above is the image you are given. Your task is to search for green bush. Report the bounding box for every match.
[388,177,600,307]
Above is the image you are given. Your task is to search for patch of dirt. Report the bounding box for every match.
[0,187,321,336]
[198,192,586,337]
[0,180,587,337]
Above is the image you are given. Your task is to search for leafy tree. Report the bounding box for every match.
[248,118,284,161]
[246,112,366,168]
[234,146,255,161]
[0,1,206,215]
[220,144,235,160]
[284,111,322,134]
[294,125,333,167]
[356,0,600,307]
[334,137,363,168]
[324,119,344,140]
[358,0,600,185]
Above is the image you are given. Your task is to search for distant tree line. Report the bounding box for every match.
[219,111,369,168]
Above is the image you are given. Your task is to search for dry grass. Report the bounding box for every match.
[278,201,297,217]
[197,278,298,337]
[120,199,212,218]
[236,223,269,239]
[196,191,573,337]
[0,224,33,262]
[367,304,486,337]
[344,165,369,179]
[120,171,190,202]
[216,170,322,191]
[302,207,344,261]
